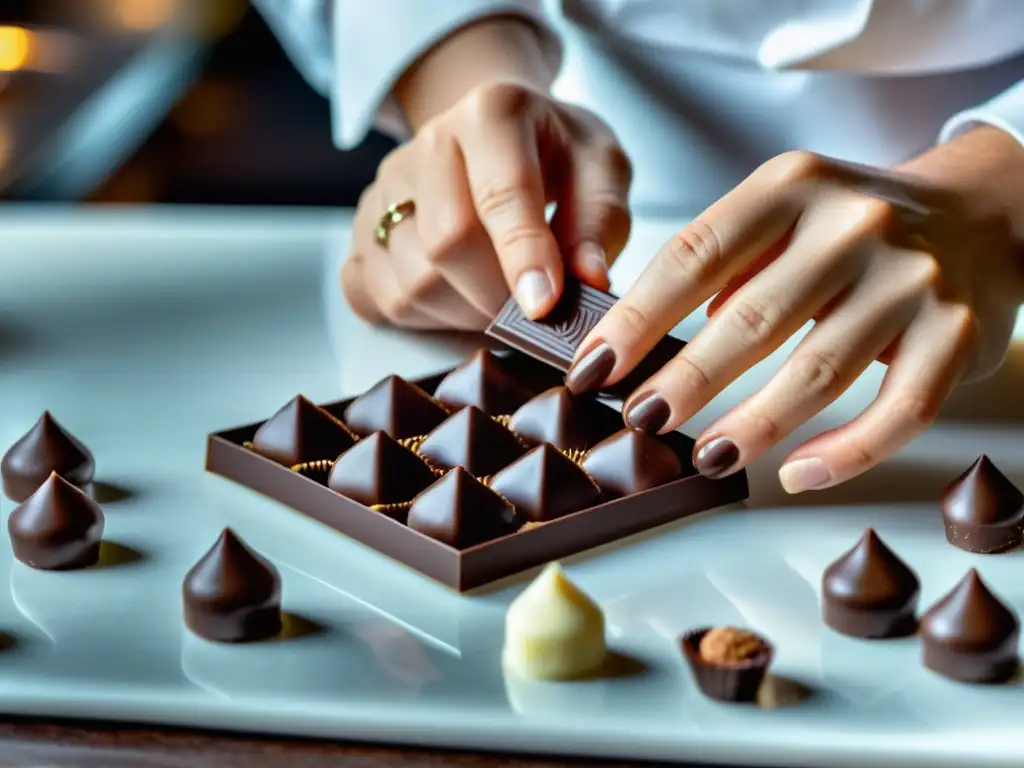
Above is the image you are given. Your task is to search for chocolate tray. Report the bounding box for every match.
[206,353,749,592]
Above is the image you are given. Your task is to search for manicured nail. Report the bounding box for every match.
[693,436,739,478]
[624,391,671,433]
[577,241,608,279]
[515,270,553,318]
[779,458,832,494]
[565,341,616,394]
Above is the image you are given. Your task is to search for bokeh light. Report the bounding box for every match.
[0,27,34,72]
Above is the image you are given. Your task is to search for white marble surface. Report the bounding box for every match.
[0,204,1023,767]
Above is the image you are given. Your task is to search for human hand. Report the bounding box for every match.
[342,82,632,330]
[564,127,1024,493]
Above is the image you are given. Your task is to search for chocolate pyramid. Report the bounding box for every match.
[920,569,1019,683]
[581,429,682,497]
[251,395,356,467]
[418,406,526,476]
[941,455,1024,554]
[8,472,104,570]
[407,467,520,548]
[343,375,449,439]
[509,386,619,452]
[433,349,533,416]
[822,528,920,638]
[182,528,283,642]
[2,412,95,502]
[327,431,435,506]
[489,444,602,523]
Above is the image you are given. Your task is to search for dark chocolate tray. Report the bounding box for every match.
[206,352,749,592]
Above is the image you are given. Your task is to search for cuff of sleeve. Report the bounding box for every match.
[332,1,561,150]
[940,80,1024,149]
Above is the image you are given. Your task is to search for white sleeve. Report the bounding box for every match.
[253,0,561,150]
[940,80,1024,149]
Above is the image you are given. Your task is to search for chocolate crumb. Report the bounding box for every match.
[699,627,763,665]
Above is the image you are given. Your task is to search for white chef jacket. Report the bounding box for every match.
[253,0,1024,216]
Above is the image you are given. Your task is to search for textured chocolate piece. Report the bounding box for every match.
[418,406,526,476]
[251,395,356,467]
[941,455,1024,554]
[920,569,1019,684]
[581,429,683,497]
[407,467,521,548]
[433,349,534,416]
[8,472,104,570]
[489,444,603,523]
[343,375,449,439]
[682,627,772,703]
[327,431,435,507]
[183,529,283,643]
[822,528,920,639]
[508,386,619,452]
[2,412,95,502]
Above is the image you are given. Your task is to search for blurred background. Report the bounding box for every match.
[0,0,395,205]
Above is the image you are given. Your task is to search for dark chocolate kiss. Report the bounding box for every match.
[251,395,356,467]
[182,528,283,643]
[508,386,619,452]
[327,431,435,507]
[489,444,602,523]
[581,429,683,497]
[417,406,526,477]
[941,455,1024,554]
[8,472,104,570]
[343,375,449,439]
[2,412,95,502]
[821,528,920,639]
[432,349,533,416]
[920,569,1019,684]
[407,467,520,548]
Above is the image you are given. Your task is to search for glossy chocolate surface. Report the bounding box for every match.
[342,375,448,439]
[489,444,603,524]
[432,349,533,416]
[407,467,521,548]
[2,412,95,502]
[822,528,920,639]
[508,386,619,452]
[8,472,104,570]
[581,429,683,497]
[327,431,435,507]
[183,529,283,643]
[417,406,526,477]
[941,455,1024,554]
[251,395,355,467]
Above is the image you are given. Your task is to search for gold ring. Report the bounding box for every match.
[374,199,415,249]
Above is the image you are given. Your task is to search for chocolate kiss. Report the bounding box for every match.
[327,431,435,507]
[509,386,619,452]
[8,472,104,570]
[489,444,602,523]
[251,395,356,467]
[418,406,526,476]
[2,412,95,502]
[343,375,449,439]
[182,528,283,643]
[432,349,533,416]
[581,429,682,497]
[407,467,520,548]
[941,455,1024,554]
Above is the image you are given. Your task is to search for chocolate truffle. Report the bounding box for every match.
[327,431,435,507]
[941,455,1024,554]
[920,569,1019,684]
[407,467,520,548]
[183,529,283,643]
[682,626,773,703]
[822,528,920,639]
[343,375,449,439]
[489,444,602,523]
[2,412,95,502]
[8,472,104,570]
[251,395,356,467]
[432,349,533,416]
[581,429,682,497]
[417,406,526,477]
[508,386,619,452]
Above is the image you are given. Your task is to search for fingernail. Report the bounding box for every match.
[693,436,739,479]
[624,391,671,433]
[515,270,553,318]
[565,341,616,394]
[577,241,608,278]
[779,458,832,494]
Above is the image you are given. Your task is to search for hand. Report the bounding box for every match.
[342,82,632,330]
[565,127,1024,493]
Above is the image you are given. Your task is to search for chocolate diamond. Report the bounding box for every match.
[8,472,104,570]
[418,406,526,476]
[433,349,533,415]
[251,395,356,467]
[407,467,520,548]
[343,375,449,439]
[327,431,435,506]
[489,444,602,523]
[2,412,95,502]
[581,429,682,497]
[509,386,618,452]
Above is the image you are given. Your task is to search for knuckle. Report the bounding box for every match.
[842,433,877,472]
[744,408,782,445]
[594,143,633,184]
[854,196,897,236]
[474,178,530,218]
[494,223,550,253]
[948,303,978,344]
[673,355,713,392]
[727,297,779,345]
[421,214,475,265]
[461,82,532,124]
[891,389,937,432]
[416,121,448,154]
[789,350,844,399]
[905,251,943,294]
[661,219,722,281]
[763,150,824,183]
[616,302,651,336]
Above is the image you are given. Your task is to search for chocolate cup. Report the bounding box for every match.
[681,627,773,704]
[943,521,1022,555]
[923,644,1019,685]
[823,602,917,640]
